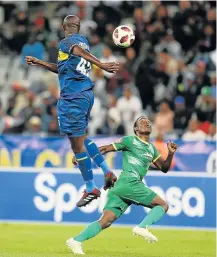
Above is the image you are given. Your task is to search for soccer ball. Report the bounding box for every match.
[112,25,135,48]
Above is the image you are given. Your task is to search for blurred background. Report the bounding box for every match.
[0,0,215,230]
[0,0,216,140]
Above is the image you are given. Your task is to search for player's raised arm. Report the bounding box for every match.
[25,56,58,74]
[153,142,178,173]
[72,45,119,73]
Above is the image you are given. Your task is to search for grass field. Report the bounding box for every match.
[0,223,215,257]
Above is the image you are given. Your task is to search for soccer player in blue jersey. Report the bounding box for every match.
[26,15,119,207]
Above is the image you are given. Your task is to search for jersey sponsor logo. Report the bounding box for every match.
[142,152,152,158]
[145,185,205,217]
[33,173,206,222]
[128,155,144,166]
[142,152,153,161]
[58,50,69,61]
[33,173,129,222]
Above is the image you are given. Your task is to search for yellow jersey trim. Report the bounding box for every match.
[112,143,117,151]
[136,136,149,145]
[77,156,88,161]
[58,50,69,61]
[153,155,161,163]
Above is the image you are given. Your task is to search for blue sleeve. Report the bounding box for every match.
[60,36,78,54]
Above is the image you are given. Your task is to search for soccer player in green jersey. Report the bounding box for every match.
[67,116,178,254]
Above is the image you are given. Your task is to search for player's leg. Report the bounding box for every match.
[138,195,168,228]
[66,210,117,255]
[84,136,117,189]
[66,192,128,254]
[84,90,117,189]
[69,135,100,207]
[57,92,101,207]
[131,183,168,243]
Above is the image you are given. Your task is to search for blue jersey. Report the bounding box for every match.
[57,34,94,96]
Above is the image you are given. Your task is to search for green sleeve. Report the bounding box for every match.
[112,137,130,151]
[152,144,161,163]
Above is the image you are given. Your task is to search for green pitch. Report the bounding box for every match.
[0,223,215,257]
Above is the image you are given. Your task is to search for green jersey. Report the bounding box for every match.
[113,136,161,181]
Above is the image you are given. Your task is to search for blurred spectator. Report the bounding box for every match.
[196,86,216,122]
[199,24,216,53]
[194,61,211,88]
[133,8,145,53]
[173,96,191,132]
[0,1,215,138]
[21,35,45,65]
[100,46,117,79]
[90,33,105,59]
[116,86,142,135]
[182,119,206,141]
[125,47,136,75]
[206,123,216,141]
[107,57,131,97]
[47,38,58,63]
[88,97,106,136]
[92,67,108,108]
[0,103,5,134]
[153,131,175,169]
[23,116,46,136]
[48,118,59,135]
[177,72,200,110]
[97,107,125,136]
[155,29,182,59]
[154,101,174,135]
[12,10,29,52]
[103,24,117,51]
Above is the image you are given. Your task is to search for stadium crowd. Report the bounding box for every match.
[0,1,216,140]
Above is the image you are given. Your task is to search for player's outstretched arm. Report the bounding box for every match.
[72,46,119,73]
[25,56,58,74]
[99,144,116,155]
[153,142,178,173]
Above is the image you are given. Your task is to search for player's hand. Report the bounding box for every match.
[167,141,178,154]
[101,62,120,73]
[72,156,78,166]
[25,56,40,66]
[99,146,106,155]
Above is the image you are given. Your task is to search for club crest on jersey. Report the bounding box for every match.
[115,138,123,144]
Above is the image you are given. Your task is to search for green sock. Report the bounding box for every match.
[139,206,165,228]
[74,221,102,242]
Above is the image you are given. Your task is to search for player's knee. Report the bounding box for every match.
[102,220,113,229]
[99,218,113,229]
[69,137,86,153]
[162,202,169,213]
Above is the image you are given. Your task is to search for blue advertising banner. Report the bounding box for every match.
[0,169,215,229]
[0,135,216,172]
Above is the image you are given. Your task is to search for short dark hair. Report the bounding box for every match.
[133,116,147,135]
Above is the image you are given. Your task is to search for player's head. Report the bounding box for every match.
[62,15,80,36]
[134,116,152,136]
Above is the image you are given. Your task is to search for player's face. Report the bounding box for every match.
[136,118,152,135]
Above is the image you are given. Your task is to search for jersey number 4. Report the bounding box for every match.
[76,58,91,77]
